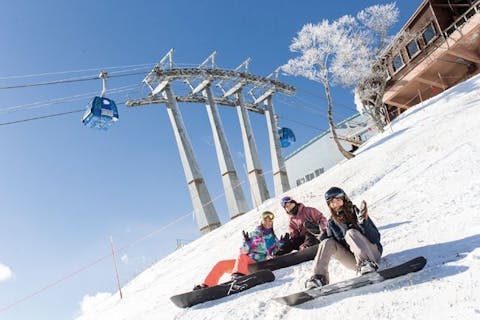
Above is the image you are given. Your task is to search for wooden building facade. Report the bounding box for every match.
[382,0,480,117]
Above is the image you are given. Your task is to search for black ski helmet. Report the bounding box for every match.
[325,187,345,202]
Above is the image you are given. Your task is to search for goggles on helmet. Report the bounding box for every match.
[261,211,275,220]
[325,187,345,202]
[280,196,293,208]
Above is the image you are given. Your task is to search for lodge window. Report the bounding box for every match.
[296,178,305,186]
[406,40,420,59]
[422,24,436,45]
[314,168,324,177]
[392,53,405,72]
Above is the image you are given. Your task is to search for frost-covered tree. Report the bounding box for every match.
[282,3,399,159]
[354,3,400,132]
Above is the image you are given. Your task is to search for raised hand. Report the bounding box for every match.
[280,232,290,243]
[357,200,368,223]
[242,230,251,243]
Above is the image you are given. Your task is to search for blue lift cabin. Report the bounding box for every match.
[278,127,296,148]
[82,72,119,130]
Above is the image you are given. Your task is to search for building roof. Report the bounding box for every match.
[285,113,367,160]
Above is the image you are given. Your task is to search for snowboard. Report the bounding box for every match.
[248,244,319,273]
[170,269,275,308]
[273,256,427,306]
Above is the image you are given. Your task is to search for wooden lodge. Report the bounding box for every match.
[382,0,480,118]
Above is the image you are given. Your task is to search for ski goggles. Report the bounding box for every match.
[325,188,345,202]
[280,196,293,208]
[261,211,275,220]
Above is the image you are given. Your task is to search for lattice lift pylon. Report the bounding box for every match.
[126,49,296,234]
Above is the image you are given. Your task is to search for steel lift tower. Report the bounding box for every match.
[126,49,295,234]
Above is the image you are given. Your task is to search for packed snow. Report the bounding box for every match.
[76,74,480,320]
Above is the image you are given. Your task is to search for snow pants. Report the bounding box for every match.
[312,229,381,283]
[202,254,255,287]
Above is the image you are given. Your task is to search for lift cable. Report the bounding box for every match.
[0,70,148,91]
[0,109,85,126]
[0,84,140,115]
[278,115,326,132]
[0,62,155,81]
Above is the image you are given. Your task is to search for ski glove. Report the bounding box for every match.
[280,232,290,243]
[279,232,291,248]
[357,200,368,223]
[242,230,251,243]
[319,231,328,241]
[304,220,321,236]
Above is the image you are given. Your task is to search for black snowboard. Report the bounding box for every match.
[171,269,275,308]
[248,244,319,273]
[273,256,427,306]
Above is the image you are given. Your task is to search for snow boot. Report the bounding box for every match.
[192,283,208,291]
[357,260,378,275]
[304,274,328,289]
[230,272,246,281]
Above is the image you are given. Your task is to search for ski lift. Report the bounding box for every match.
[82,72,119,130]
[278,127,296,148]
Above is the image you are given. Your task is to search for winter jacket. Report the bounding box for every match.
[240,225,281,262]
[322,205,383,254]
[288,203,327,249]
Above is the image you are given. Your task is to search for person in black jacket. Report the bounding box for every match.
[305,187,383,289]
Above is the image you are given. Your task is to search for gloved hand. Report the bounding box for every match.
[275,233,293,256]
[319,231,328,241]
[304,220,321,236]
[242,230,251,243]
[280,232,290,243]
[357,200,368,223]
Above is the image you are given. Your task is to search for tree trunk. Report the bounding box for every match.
[323,75,355,159]
[368,102,386,133]
[372,78,388,132]
[357,66,390,133]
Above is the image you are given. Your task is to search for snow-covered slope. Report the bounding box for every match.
[76,74,480,320]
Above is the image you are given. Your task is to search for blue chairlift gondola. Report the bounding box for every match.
[82,72,119,130]
[82,96,119,130]
[278,127,296,148]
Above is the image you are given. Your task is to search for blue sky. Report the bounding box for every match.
[0,1,420,319]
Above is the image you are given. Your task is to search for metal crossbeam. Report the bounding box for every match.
[126,94,265,114]
[141,68,295,95]
[131,51,295,112]
[127,57,295,113]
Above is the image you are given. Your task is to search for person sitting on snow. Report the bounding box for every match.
[276,196,327,255]
[193,211,282,290]
[305,187,383,289]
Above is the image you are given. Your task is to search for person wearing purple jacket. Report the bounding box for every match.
[276,196,327,255]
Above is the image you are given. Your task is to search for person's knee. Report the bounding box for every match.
[213,259,232,269]
[345,228,361,236]
[319,238,337,250]
[345,229,363,241]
